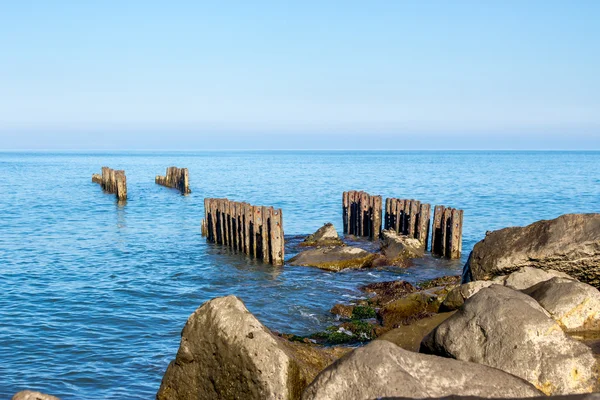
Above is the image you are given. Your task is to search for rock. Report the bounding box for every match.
[157,295,345,400]
[524,277,600,331]
[378,292,441,328]
[288,246,376,272]
[421,285,599,395]
[440,281,496,311]
[463,214,600,288]
[418,275,461,290]
[12,392,60,400]
[380,229,424,264]
[493,266,576,290]
[377,311,457,352]
[300,223,344,247]
[359,280,417,305]
[301,340,543,400]
[383,394,600,400]
[329,303,354,319]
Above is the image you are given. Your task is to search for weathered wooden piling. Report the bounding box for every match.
[201,198,284,266]
[92,167,127,201]
[155,166,191,194]
[384,198,431,249]
[342,191,382,240]
[431,205,464,259]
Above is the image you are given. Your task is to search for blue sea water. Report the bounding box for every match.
[1,150,599,399]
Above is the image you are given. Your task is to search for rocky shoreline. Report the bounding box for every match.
[14,214,600,399]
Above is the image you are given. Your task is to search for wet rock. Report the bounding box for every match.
[157,295,344,400]
[329,303,354,319]
[12,392,60,400]
[301,340,543,400]
[380,229,424,264]
[418,275,461,290]
[421,285,599,395]
[494,266,576,290]
[524,277,600,331]
[463,214,600,288]
[379,292,441,328]
[377,311,457,352]
[360,280,417,306]
[440,281,497,311]
[288,246,376,272]
[300,223,344,247]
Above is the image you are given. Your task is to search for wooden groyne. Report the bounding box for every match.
[342,191,382,240]
[384,198,431,249]
[201,198,284,266]
[92,167,127,201]
[155,167,191,194]
[431,206,464,259]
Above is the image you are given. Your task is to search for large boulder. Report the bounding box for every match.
[524,277,600,331]
[494,266,576,290]
[462,214,600,288]
[300,223,344,247]
[157,296,345,400]
[421,285,599,395]
[378,290,445,328]
[288,246,376,272]
[380,229,424,264]
[12,392,60,400]
[301,340,542,400]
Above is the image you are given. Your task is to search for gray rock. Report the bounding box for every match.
[524,277,600,331]
[421,285,599,395]
[494,266,576,290]
[157,295,343,400]
[300,223,344,247]
[301,340,542,400]
[381,229,424,263]
[288,246,376,272]
[462,214,600,288]
[12,391,60,400]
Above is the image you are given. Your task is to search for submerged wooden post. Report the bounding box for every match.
[342,190,382,240]
[155,166,191,194]
[431,205,463,259]
[93,166,127,201]
[201,198,284,266]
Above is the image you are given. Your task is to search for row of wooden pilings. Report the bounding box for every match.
[92,165,192,200]
[92,167,127,201]
[342,190,463,259]
[201,198,285,266]
[155,167,191,194]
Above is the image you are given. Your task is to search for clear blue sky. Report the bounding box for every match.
[0,1,598,149]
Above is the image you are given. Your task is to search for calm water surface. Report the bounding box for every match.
[1,151,599,399]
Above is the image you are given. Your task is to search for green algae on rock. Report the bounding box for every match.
[288,246,377,272]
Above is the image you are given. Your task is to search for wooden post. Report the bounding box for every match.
[115,170,127,201]
[372,195,382,240]
[342,192,348,235]
[244,203,252,255]
[416,203,431,249]
[431,205,445,256]
[261,206,271,262]
[270,208,284,266]
[448,208,464,259]
[156,166,191,194]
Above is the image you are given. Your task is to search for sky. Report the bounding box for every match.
[0,1,598,150]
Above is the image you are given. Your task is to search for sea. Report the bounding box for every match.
[1,150,599,399]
